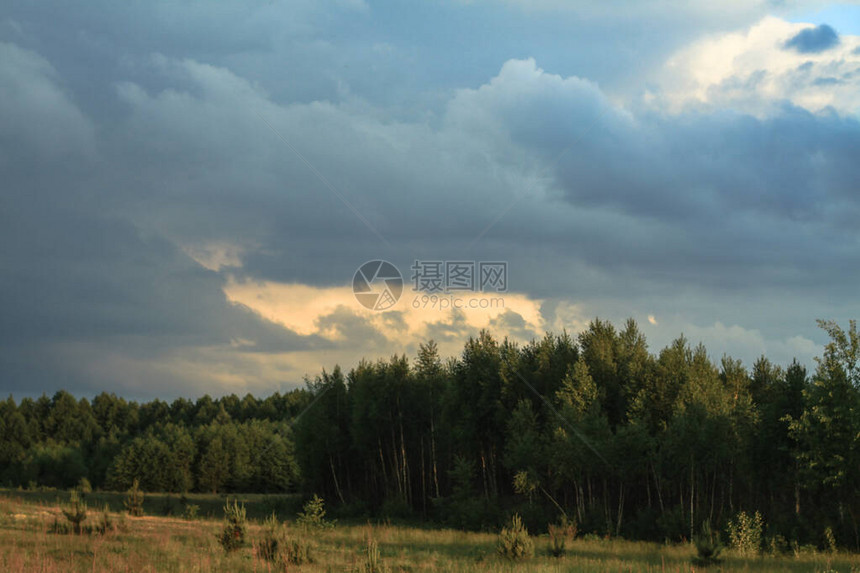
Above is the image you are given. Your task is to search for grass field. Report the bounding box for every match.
[2,492,860,572]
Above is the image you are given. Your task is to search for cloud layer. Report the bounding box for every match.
[2,3,858,398]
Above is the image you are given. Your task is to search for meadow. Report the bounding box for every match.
[1,491,859,573]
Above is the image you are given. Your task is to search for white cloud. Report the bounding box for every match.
[678,320,821,367]
[654,16,860,116]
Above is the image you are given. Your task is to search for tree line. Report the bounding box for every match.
[2,318,860,548]
[0,388,308,493]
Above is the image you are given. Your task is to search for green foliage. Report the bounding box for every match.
[124,479,144,517]
[434,495,501,532]
[792,539,819,557]
[824,526,838,553]
[692,522,724,567]
[48,516,72,534]
[217,499,247,553]
[255,513,281,562]
[296,494,334,529]
[440,454,504,530]
[766,533,789,556]
[727,510,764,556]
[512,470,538,500]
[359,535,383,573]
[183,504,199,520]
[788,321,860,503]
[497,513,534,561]
[379,496,412,520]
[505,402,545,491]
[9,317,860,551]
[20,444,88,489]
[52,500,114,537]
[254,512,314,565]
[448,455,476,501]
[77,477,92,495]
[61,488,88,534]
[547,515,577,557]
[557,356,601,416]
[94,503,113,535]
[282,539,314,565]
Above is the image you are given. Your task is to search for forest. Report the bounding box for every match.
[2,318,859,550]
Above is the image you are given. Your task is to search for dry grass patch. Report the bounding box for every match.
[1,494,860,572]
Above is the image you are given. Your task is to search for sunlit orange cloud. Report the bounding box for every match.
[53,278,575,397]
[223,276,547,360]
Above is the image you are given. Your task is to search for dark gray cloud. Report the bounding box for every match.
[314,306,391,352]
[785,23,840,52]
[0,42,329,397]
[0,3,856,398]
[487,310,538,342]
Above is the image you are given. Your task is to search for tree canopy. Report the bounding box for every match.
[3,318,858,548]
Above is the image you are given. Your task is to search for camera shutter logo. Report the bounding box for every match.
[353,260,403,311]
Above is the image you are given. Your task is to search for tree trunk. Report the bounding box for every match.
[652,461,665,514]
[399,415,409,504]
[378,438,388,493]
[431,417,440,498]
[480,449,489,500]
[330,455,345,504]
[689,456,695,542]
[420,436,427,517]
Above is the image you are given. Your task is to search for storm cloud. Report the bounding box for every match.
[1,1,857,399]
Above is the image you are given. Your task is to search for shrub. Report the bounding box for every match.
[497,513,534,561]
[692,522,724,567]
[217,499,247,553]
[362,536,383,573]
[62,488,87,534]
[90,504,115,535]
[513,470,538,503]
[256,513,315,566]
[824,526,838,553]
[49,516,72,534]
[256,513,281,562]
[282,539,314,565]
[124,479,145,517]
[727,510,763,556]
[655,505,687,543]
[183,504,199,520]
[297,494,334,529]
[767,533,789,555]
[77,477,92,496]
[548,515,577,557]
[792,539,818,557]
[115,512,130,533]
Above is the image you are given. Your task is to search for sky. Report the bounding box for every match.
[3,0,860,400]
